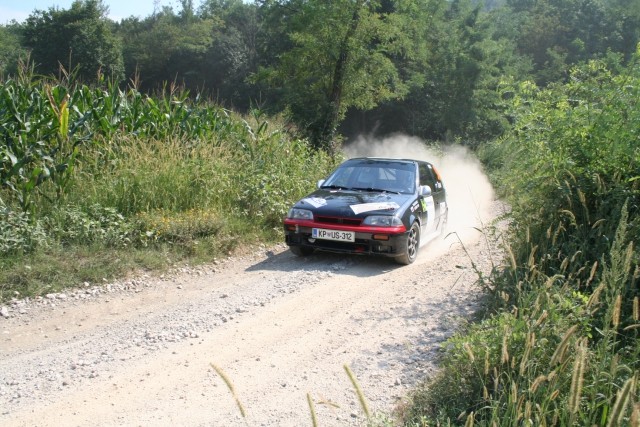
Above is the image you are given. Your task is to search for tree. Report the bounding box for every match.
[341,0,528,143]
[604,0,640,61]
[0,22,28,77]
[118,8,214,92]
[22,0,124,82]
[199,0,245,19]
[117,1,262,106]
[202,0,261,109]
[257,0,409,152]
[506,0,635,85]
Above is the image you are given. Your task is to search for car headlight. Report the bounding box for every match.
[362,215,402,227]
[287,208,314,220]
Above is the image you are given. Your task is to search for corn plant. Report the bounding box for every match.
[0,66,243,212]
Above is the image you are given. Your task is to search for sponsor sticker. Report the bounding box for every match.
[350,202,399,215]
[303,197,327,208]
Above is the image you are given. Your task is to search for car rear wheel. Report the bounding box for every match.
[290,245,314,257]
[395,222,420,265]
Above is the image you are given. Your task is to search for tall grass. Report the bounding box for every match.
[0,67,336,300]
[402,54,639,425]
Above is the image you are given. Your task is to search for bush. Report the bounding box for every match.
[406,55,640,426]
[45,204,140,248]
[0,206,48,254]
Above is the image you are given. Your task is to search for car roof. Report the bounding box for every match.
[343,157,426,166]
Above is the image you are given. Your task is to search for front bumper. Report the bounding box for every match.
[283,221,409,257]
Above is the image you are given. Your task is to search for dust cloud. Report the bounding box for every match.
[343,134,496,256]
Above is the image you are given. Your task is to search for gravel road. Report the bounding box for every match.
[1,147,504,426]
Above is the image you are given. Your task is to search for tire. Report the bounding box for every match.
[290,245,314,257]
[395,222,420,265]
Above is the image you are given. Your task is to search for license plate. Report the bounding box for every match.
[312,228,355,242]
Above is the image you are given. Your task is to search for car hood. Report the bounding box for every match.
[293,189,413,218]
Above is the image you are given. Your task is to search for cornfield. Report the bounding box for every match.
[0,66,336,299]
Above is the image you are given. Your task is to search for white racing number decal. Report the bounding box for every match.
[422,196,435,229]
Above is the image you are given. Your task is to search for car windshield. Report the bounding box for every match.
[322,160,416,194]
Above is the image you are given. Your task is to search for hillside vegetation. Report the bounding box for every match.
[1,0,639,425]
[0,66,335,300]
[401,54,639,426]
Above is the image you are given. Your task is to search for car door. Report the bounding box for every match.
[418,162,446,233]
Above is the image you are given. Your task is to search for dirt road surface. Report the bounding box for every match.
[1,148,504,426]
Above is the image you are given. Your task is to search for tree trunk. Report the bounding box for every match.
[316,0,364,155]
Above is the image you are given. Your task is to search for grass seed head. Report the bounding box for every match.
[612,294,622,328]
[569,339,587,416]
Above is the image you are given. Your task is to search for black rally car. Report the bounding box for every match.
[283,157,447,264]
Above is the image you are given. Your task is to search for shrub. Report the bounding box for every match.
[0,205,48,254]
[44,204,139,248]
[407,55,640,426]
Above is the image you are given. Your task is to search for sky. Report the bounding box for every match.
[0,0,174,24]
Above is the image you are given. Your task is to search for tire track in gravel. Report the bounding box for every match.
[1,208,502,427]
[1,143,504,425]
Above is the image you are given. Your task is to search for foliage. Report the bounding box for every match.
[0,24,27,78]
[339,0,531,143]
[3,0,640,146]
[256,0,409,150]
[491,54,640,277]
[117,0,260,104]
[0,67,84,209]
[0,205,48,255]
[0,64,259,210]
[0,71,335,300]
[503,0,640,86]
[118,11,214,92]
[45,204,140,248]
[404,53,640,425]
[21,0,124,82]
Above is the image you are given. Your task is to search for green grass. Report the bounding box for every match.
[0,71,337,301]
[400,56,640,426]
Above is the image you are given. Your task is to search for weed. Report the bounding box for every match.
[210,363,247,421]
[345,364,372,420]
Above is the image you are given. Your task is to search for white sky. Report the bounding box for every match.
[0,0,176,24]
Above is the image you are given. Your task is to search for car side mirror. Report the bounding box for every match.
[317,179,325,189]
[419,185,432,196]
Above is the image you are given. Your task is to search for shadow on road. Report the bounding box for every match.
[245,247,403,278]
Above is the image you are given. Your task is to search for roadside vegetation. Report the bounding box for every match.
[2,0,639,425]
[400,55,639,426]
[0,65,335,301]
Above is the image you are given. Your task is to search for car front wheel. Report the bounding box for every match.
[395,222,420,265]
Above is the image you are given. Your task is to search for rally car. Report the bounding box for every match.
[283,157,447,264]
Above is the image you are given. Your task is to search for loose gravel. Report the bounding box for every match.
[1,190,505,427]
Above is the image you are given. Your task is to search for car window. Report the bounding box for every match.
[355,164,416,193]
[353,167,376,187]
[324,166,355,187]
[379,168,415,193]
[419,162,443,191]
[324,161,417,193]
